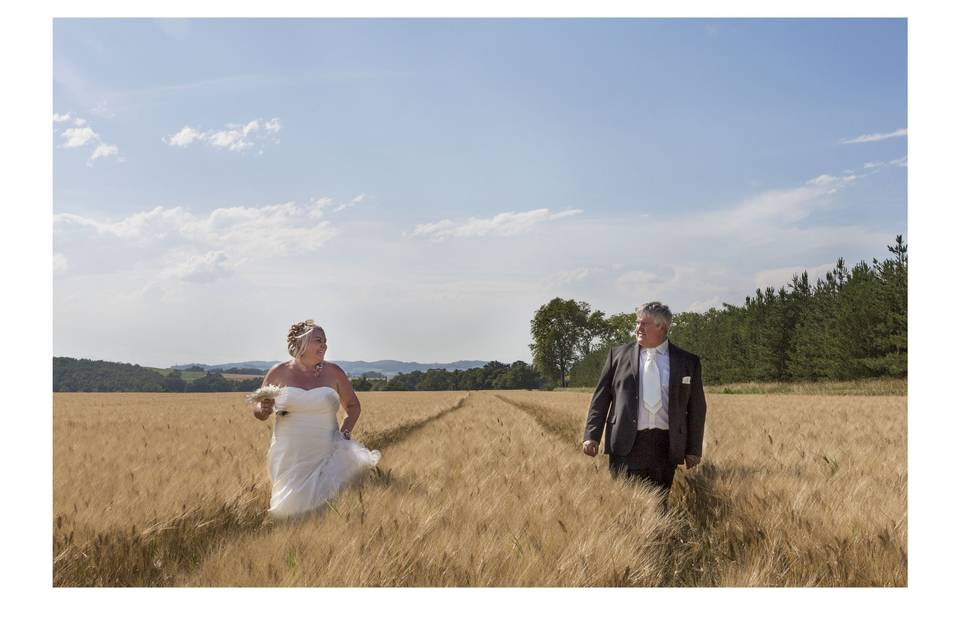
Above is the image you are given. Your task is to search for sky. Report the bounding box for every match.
[52,18,908,367]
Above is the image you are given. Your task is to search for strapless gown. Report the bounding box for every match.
[267,386,381,518]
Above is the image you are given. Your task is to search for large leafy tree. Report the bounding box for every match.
[567,311,638,387]
[529,298,591,387]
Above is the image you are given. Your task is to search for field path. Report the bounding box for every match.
[179,392,671,586]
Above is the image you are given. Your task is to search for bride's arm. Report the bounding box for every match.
[253,364,284,421]
[332,364,361,436]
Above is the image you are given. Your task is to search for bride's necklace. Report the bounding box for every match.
[293,360,324,377]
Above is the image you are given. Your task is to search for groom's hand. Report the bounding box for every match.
[582,440,599,457]
[685,454,701,469]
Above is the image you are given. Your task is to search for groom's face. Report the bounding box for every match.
[636,314,668,347]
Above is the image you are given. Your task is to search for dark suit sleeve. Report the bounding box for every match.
[686,355,707,457]
[583,347,615,444]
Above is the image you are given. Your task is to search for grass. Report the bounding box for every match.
[53,388,905,586]
[704,377,906,396]
[557,377,906,396]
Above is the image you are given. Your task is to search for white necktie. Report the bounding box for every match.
[642,348,661,414]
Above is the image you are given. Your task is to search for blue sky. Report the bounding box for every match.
[52,18,907,367]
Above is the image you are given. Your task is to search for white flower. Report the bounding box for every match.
[246,384,284,404]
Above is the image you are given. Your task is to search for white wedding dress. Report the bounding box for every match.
[267,386,381,518]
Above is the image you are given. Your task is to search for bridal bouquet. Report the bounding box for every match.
[246,384,284,404]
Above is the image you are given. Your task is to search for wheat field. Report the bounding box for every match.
[52,387,906,587]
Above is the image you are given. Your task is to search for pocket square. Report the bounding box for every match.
[682,376,691,384]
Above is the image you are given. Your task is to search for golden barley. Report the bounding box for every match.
[53,387,905,587]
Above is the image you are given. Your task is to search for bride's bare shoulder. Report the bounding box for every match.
[263,361,293,385]
[325,361,346,376]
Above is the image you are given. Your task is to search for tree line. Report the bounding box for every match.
[53,358,264,393]
[350,360,545,391]
[53,357,546,392]
[530,236,907,387]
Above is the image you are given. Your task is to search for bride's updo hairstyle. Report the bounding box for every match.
[287,319,325,358]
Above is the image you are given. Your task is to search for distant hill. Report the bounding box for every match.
[171,359,488,378]
[55,357,169,392]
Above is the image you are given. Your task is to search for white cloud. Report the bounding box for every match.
[61,127,97,148]
[208,129,249,151]
[612,263,744,312]
[133,250,237,301]
[333,194,366,213]
[805,173,858,193]
[53,253,68,274]
[678,168,866,238]
[55,116,121,163]
[806,174,856,187]
[410,208,582,242]
[54,206,191,240]
[411,219,456,238]
[166,126,203,147]
[686,296,725,313]
[752,262,837,291]
[616,270,661,290]
[695,184,828,231]
[542,266,601,288]
[54,199,339,262]
[163,118,282,153]
[54,199,349,302]
[168,250,234,283]
[864,156,908,170]
[841,128,907,144]
[90,143,119,161]
[196,202,337,253]
[52,112,87,126]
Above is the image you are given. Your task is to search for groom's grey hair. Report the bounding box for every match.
[635,301,673,331]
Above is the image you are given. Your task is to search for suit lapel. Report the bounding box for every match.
[630,341,641,421]
[668,341,681,411]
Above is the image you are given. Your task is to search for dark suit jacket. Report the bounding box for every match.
[583,340,707,466]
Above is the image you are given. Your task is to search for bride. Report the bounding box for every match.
[252,319,381,518]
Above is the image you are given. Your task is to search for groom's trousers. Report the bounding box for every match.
[609,428,676,511]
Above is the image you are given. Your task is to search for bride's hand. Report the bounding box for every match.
[341,427,352,440]
[256,398,275,419]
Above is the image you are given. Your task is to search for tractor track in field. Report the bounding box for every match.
[362,394,468,450]
[492,394,582,446]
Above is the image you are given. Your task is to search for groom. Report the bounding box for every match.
[582,301,707,509]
